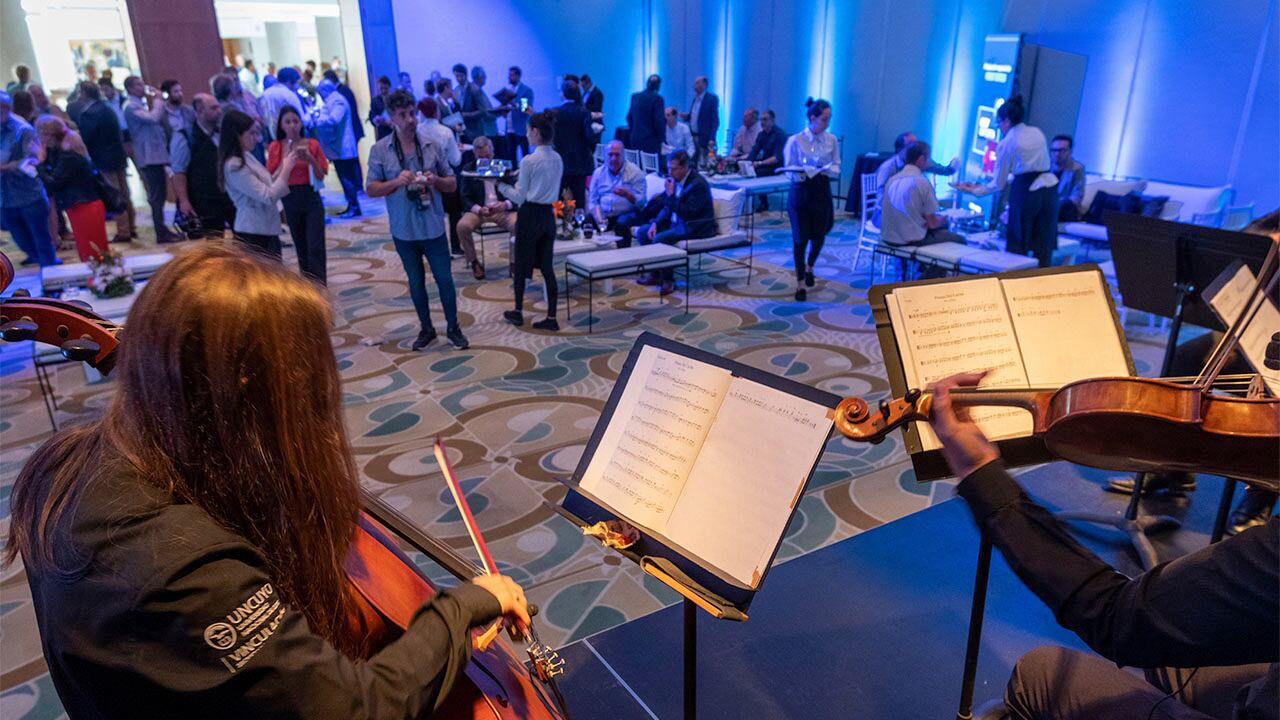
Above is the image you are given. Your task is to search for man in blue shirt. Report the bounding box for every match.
[0,92,60,266]
[504,67,534,162]
[587,140,646,247]
[366,90,468,351]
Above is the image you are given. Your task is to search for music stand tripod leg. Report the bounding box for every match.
[956,535,992,720]
[684,597,696,719]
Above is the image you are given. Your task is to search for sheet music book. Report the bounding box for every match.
[1205,261,1280,396]
[885,269,1129,450]
[574,340,835,589]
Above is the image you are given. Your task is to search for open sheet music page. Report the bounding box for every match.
[1207,263,1280,396]
[665,377,834,587]
[578,346,733,531]
[1000,272,1129,386]
[888,278,1033,450]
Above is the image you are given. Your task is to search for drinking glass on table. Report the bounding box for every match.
[574,208,585,228]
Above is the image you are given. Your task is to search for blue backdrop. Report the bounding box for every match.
[372,0,1278,210]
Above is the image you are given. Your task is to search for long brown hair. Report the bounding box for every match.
[6,242,367,656]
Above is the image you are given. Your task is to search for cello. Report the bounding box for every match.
[0,252,569,719]
[832,238,1280,491]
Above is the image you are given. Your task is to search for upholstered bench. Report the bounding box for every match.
[564,244,689,331]
[955,249,1038,274]
[41,252,172,293]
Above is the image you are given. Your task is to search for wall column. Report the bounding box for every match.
[126,0,224,96]
[265,21,302,70]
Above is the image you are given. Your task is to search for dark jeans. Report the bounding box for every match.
[137,163,173,240]
[444,184,463,254]
[1057,199,1082,222]
[606,209,645,248]
[393,235,459,331]
[1,199,59,265]
[1005,645,1271,720]
[561,174,588,210]
[333,158,362,212]
[637,220,705,281]
[282,185,327,284]
[235,232,282,258]
[507,133,529,162]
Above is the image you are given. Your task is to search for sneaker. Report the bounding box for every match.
[805,270,815,287]
[531,317,559,332]
[1228,488,1276,535]
[503,310,525,326]
[1106,472,1196,496]
[110,234,132,244]
[794,288,807,301]
[20,257,38,266]
[471,259,486,281]
[338,208,363,219]
[411,327,438,350]
[450,246,466,258]
[446,326,470,349]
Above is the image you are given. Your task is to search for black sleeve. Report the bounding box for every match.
[128,541,503,719]
[678,179,714,223]
[459,165,484,210]
[36,152,75,192]
[957,461,1280,669]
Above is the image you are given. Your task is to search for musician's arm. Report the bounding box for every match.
[958,462,1279,669]
[131,540,502,718]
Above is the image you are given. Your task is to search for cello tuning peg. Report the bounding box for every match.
[61,337,100,362]
[62,299,93,311]
[0,318,38,341]
[878,399,891,418]
[11,288,31,297]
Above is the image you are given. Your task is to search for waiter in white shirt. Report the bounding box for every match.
[953,95,1058,267]
[783,98,840,302]
[498,110,564,332]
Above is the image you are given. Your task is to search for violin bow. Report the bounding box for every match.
[431,437,569,706]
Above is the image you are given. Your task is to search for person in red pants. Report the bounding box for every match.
[35,116,107,261]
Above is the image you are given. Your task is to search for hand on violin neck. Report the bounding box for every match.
[929,372,1001,480]
[472,574,531,634]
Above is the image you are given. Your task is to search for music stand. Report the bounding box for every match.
[1096,213,1274,567]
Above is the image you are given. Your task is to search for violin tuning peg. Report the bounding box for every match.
[0,318,38,341]
[904,388,921,404]
[61,337,100,362]
[63,299,93,311]
[878,399,891,418]
[11,288,31,298]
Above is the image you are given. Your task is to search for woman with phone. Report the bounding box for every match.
[267,105,330,283]
[219,108,301,258]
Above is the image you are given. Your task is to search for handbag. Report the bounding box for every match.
[93,170,126,214]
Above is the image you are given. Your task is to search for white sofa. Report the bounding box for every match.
[1060,177,1233,245]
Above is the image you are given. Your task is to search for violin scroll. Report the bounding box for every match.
[833,391,931,444]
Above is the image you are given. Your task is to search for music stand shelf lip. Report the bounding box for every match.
[557,331,840,616]
[867,263,1135,482]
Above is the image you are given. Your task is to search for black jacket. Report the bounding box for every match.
[748,126,787,176]
[77,101,128,172]
[655,170,716,238]
[959,461,1278,720]
[338,83,364,141]
[25,467,501,719]
[37,148,100,208]
[584,86,604,114]
[626,89,665,154]
[552,101,594,177]
[458,158,497,211]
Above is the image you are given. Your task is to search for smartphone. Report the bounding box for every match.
[519,97,529,112]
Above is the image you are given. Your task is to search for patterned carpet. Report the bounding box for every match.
[0,194,1167,718]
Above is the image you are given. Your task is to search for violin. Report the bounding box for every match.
[0,252,569,719]
[835,238,1280,492]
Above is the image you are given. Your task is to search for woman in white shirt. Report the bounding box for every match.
[784,98,840,301]
[953,95,1058,266]
[218,108,301,258]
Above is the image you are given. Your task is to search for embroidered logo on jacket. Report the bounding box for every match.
[206,583,285,673]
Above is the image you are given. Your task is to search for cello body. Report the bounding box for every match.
[344,512,566,720]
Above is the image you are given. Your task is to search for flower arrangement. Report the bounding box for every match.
[552,189,578,242]
[86,250,134,299]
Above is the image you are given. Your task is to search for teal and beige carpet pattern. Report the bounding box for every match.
[0,200,1166,718]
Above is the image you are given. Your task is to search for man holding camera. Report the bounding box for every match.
[366,90,469,351]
